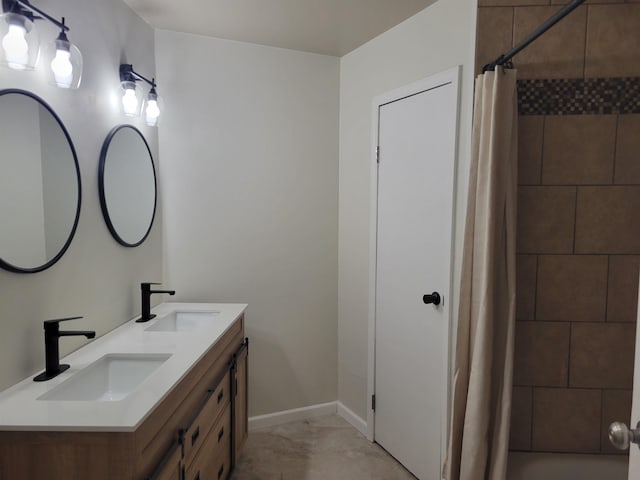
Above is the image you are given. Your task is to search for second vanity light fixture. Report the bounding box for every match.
[0,0,82,88]
[120,64,161,127]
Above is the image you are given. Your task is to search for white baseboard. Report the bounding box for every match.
[336,401,368,436]
[248,400,370,436]
[248,401,337,431]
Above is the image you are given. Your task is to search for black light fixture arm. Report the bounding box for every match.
[2,0,70,31]
[482,0,585,72]
[120,64,156,88]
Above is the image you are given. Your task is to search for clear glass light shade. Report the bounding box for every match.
[44,36,83,89]
[121,81,141,117]
[0,13,39,70]
[143,91,162,127]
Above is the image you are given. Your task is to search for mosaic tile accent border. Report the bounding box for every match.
[517,77,640,115]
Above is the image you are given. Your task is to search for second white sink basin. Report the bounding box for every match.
[38,353,171,402]
[145,311,221,332]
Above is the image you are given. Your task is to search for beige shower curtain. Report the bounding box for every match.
[443,68,518,480]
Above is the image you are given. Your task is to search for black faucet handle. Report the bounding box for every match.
[44,316,83,327]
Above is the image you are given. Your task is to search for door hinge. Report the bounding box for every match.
[376,146,380,164]
[371,394,376,411]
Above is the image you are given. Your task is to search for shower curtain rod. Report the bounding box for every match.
[482,0,586,73]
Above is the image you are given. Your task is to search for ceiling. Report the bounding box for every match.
[122,0,437,57]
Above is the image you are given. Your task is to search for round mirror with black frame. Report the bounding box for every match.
[99,125,157,247]
[0,89,82,274]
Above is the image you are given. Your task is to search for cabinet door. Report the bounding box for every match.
[234,340,248,463]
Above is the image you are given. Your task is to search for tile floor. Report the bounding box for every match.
[231,415,416,480]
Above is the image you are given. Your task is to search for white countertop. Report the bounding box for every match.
[0,302,247,432]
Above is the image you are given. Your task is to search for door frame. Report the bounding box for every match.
[367,66,461,468]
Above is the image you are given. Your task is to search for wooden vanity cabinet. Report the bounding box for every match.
[0,314,249,480]
[232,338,249,464]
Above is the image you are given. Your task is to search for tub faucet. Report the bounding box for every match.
[33,316,96,382]
[138,282,176,323]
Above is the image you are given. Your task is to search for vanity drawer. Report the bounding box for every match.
[182,370,230,463]
[184,404,231,480]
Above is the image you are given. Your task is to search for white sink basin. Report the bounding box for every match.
[145,311,221,332]
[38,353,171,402]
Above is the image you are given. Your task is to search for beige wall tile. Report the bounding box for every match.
[575,186,640,254]
[601,389,633,454]
[570,322,636,388]
[514,321,570,385]
[532,387,601,452]
[615,115,640,184]
[517,255,537,320]
[517,186,576,253]
[537,255,608,321]
[510,386,533,451]
[513,6,586,79]
[542,115,616,185]
[476,8,514,74]
[586,4,640,77]
[519,116,544,185]
[607,256,640,322]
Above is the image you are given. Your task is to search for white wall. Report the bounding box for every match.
[0,0,162,391]
[156,31,339,416]
[338,0,477,419]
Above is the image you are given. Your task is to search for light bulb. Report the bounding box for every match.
[145,98,160,126]
[122,88,138,116]
[2,23,28,70]
[50,48,73,88]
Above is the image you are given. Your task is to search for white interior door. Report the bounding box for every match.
[628,278,640,477]
[374,70,459,480]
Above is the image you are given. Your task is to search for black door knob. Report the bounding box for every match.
[423,292,441,306]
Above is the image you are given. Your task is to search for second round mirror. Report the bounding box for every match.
[99,125,156,247]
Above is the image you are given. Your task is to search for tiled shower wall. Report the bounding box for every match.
[476,1,640,454]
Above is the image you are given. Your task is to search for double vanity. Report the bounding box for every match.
[0,56,243,480]
[0,32,247,480]
[0,302,248,480]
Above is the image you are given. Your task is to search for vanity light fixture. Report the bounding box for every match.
[0,0,82,88]
[119,64,162,127]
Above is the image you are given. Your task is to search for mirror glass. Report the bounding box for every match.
[99,125,156,247]
[0,89,81,273]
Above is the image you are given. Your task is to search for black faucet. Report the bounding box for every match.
[138,282,176,323]
[33,317,96,382]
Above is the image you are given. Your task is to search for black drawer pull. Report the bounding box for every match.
[217,389,224,404]
[194,472,200,480]
[218,465,224,479]
[218,427,224,443]
[191,426,200,446]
